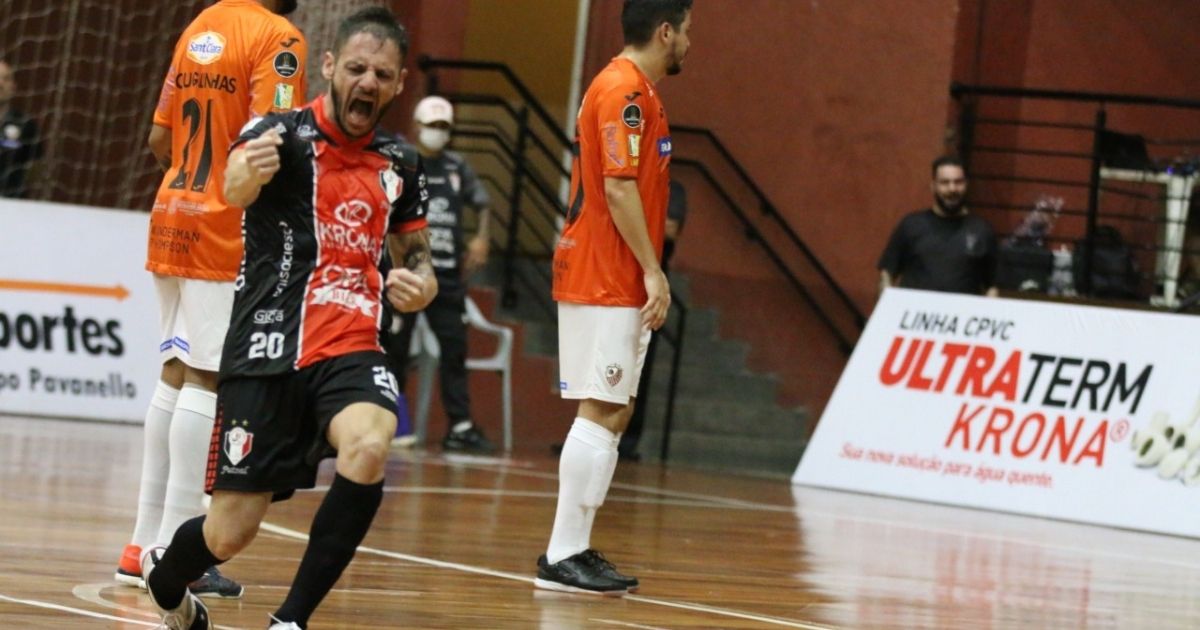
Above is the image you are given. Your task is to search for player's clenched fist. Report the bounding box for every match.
[386,268,437,313]
[243,129,283,184]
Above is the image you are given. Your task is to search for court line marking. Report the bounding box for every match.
[259,521,832,629]
[0,591,158,627]
[433,458,798,509]
[422,458,1200,572]
[301,485,778,511]
[68,583,245,630]
[591,618,671,630]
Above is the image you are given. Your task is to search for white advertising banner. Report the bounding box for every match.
[0,200,158,423]
[794,288,1200,538]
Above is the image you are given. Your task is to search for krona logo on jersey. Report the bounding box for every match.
[186,31,226,65]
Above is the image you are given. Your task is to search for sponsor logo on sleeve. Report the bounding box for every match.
[603,123,624,168]
[273,51,300,78]
[657,136,672,157]
[186,31,226,65]
[273,83,294,110]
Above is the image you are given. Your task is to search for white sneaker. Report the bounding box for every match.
[142,545,213,630]
[268,615,303,630]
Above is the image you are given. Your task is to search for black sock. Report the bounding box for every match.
[148,516,223,610]
[273,473,384,628]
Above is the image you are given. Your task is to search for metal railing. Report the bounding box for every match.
[952,83,1200,307]
[418,56,869,456]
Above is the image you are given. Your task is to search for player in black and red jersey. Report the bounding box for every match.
[139,8,434,630]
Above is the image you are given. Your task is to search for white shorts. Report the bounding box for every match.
[154,274,235,372]
[557,303,652,405]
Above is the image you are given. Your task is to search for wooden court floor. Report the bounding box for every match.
[3,416,1200,629]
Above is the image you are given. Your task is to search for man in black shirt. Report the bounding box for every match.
[878,155,998,296]
[0,60,41,199]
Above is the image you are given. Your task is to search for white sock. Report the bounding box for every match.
[546,417,619,564]
[129,381,179,548]
[582,429,622,537]
[157,384,217,545]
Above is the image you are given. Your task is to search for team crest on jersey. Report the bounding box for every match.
[224,427,254,466]
[448,172,461,194]
[186,31,226,65]
[380,168,403,204]
[605,363,624,387]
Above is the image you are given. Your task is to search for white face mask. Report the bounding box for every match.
[419,126,450,152]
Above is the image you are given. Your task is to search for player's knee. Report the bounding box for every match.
[210,528,258,560]
[204,517,259,559]
[340,433,390,476]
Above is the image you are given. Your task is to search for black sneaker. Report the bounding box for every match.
[189,566,244,599]
[580,549,639,592]
[443,424,495,453]
[534,552,628,596]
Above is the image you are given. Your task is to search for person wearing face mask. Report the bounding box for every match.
[116,0,307,601]
[878,155,999,297]
[382,95,497,453]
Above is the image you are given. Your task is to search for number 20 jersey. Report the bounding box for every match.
[220,97,428,379]
[147,0,308,281]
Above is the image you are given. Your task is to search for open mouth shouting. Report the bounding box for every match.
[343,95,376,136]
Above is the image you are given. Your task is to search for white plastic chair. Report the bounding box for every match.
[408,296,515,451]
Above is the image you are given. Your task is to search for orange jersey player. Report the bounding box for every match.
[553,57,671,307]
[115,0,306,602]
[147,0,308,280]
[538,0,693,597]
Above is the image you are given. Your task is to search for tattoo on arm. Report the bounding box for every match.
[391,229,434,275]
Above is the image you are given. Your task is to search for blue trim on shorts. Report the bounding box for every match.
[159,336,191,354]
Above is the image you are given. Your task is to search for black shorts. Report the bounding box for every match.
[206,351,399,500]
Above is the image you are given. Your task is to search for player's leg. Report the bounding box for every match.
[272,353,397,627]
[536,304,646,595]
[144,372,303,628]
[429,286,493,453]
[619,330,661,460]
[117,275,187,587]
[158,278,243,598]
[143,490,271,629]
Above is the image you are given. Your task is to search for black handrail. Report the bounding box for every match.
[422,57,866,348]
[419,56,572,148]
[427,57,888,460]
[674,157,855,355]
[671,126,867,330]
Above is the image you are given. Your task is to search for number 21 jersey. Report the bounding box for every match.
[146,0,307,281]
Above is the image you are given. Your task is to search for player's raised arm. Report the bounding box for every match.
[224,129,282,208]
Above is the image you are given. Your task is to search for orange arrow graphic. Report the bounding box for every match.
[0,279,130,301]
